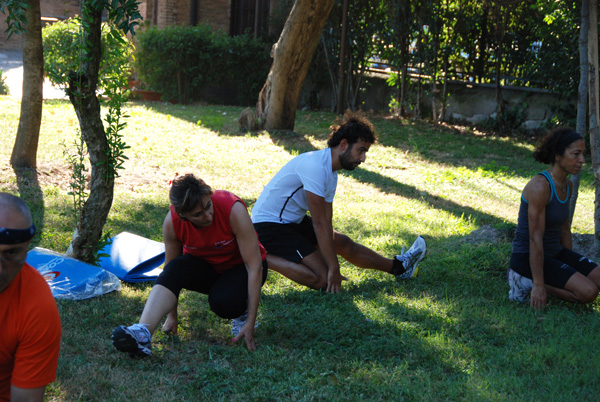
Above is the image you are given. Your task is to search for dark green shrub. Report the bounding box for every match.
[222,33,271,105]
[135,24,220,103]
[134,25,270,105]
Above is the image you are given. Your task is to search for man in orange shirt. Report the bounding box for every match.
[0,193,61,402]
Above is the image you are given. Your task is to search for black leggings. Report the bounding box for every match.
[155,254,268,319]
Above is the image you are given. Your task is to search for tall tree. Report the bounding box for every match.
[570,0,589,221]
[64,0,139,262]
[587,0,600,252]
[1,0,44,169]
[256,0,334,130]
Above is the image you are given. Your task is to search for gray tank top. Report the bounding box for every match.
[512,171,569,255]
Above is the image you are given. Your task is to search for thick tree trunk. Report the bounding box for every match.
[66,3,114,263]
[570,0,590,222]
[256,0,334,130]
[10,0,43,169]
[588,0,600,253]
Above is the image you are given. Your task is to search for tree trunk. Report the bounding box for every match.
[10,0,43,169]
[495,48,506,129]
[336,0,349,115]
[587,0,600,253]
[256,0,334,130]
[66,3,114,263]
[570,0,590,222]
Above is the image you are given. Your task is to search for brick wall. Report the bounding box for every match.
[144,0,231,32]
[1,0,79,49]
[2,0,242,50]
[197,0,230,33]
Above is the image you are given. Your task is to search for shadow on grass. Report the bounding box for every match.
[13,166,45,248]
[259,283,475,390]
[342,167,508,227]
[140,102,547,181]
[107,199,169,240]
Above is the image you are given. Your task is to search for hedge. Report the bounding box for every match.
[135,25,271,105]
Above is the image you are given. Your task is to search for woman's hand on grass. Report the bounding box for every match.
[530,285,547,310]
[232,323,256,351]
[162,314,178,334]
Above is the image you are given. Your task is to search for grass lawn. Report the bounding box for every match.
[1,96,599,401]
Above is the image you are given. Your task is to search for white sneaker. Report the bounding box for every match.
[394,235,427,279]
[508,268,533,302]
[231,311,258,337]
[111,323,152,358]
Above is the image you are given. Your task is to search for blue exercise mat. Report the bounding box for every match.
[97,232,165,282]
[27,247,121,300]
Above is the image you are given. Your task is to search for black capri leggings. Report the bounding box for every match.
[155,254,268,319]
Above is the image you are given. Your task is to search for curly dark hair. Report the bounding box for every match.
[327,111,377,148]
[169,174,214,215]
[533,127,583,165]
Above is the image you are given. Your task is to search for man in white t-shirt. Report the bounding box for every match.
[252,113,427,293]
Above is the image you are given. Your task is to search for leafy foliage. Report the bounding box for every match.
[62,134,88,223]
[299,0,582,132]
[42,17,135,91]
[102,80,131,182]
[134,25,270,104]
[0,68,9,95]
[0,0,26,38]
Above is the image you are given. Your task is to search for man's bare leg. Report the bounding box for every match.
[333,232,393,273]
[267,253,329,289]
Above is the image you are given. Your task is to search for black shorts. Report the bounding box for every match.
[156,254,268,319]
[510,248,598,288]
[253,216,317,263]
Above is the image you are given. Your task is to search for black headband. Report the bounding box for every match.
[556,131,583,155]
[0,224,36,245]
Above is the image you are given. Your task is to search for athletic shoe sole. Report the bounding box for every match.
[111,326,151,358]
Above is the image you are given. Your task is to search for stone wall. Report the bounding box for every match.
[299,73,571,133]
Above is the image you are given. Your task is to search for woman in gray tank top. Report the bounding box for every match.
[509,127,600,309]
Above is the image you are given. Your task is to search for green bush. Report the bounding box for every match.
[42,17,134,91]
[0,68,9,95]
[222,33,271,105]
[134,25,270,104]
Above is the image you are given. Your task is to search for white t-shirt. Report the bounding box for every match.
[252,148,338,224]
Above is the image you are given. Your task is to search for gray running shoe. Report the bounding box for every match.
[508,268,533,302]
[231,311,258,337]
[112,323,152,358]
[394,235,427,279]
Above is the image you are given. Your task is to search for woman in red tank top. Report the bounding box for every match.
[112,174,268,356]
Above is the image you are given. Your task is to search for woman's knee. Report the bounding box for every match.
[575,284,599,303]
[208,292,246,319]
[569,277,600,303]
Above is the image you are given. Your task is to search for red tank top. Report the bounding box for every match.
[170,190,266,273]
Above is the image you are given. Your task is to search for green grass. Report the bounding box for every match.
[1,95,599,401]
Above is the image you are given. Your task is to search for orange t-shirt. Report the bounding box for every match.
[0,263,62,401]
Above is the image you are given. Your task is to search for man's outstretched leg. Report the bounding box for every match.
[334,232,427,279]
